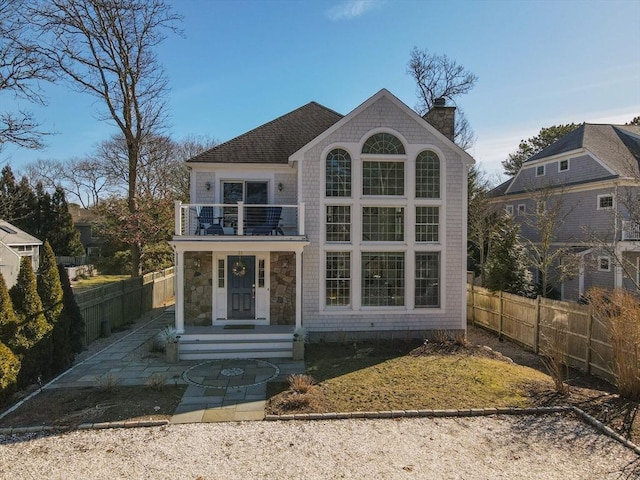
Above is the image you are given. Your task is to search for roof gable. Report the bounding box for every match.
[187,102,343,165]
[0,220,42,246]
[290,89,474,165]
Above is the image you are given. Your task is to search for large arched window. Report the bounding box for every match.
[325,148,351,197]
[362,133,405,155]
[416,150,440,198]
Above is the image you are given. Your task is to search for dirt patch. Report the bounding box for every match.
[0,385,186,429]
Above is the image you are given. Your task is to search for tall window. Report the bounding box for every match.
[363,161,404,196]
[326,252,351,306]
[326,148,351,197]
[326,206,351,242]
[415,253,440,307]
[416,207,439,242]
[416,150,440,198]
[361,252,405,306]
[362,207,404,241]
[362,133,405,154]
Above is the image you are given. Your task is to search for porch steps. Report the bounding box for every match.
[178,331,294,360]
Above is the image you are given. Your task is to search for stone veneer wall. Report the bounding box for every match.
[184,252,213,326]
[270,252,295,325]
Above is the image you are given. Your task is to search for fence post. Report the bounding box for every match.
[498,290,503,340]
[533,295,541,354]
[470,282,475,326]
[585,308,593,374]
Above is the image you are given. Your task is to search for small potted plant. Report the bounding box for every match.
[292,327,307,360]
[157,326,180,363]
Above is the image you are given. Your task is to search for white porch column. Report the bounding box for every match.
[615,244,624,290]
[295,249,303,330]
[175,248,185,334]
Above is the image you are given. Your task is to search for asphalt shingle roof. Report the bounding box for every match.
[0,220,42,245]
[526,123,640,177]
[187,102,344,164]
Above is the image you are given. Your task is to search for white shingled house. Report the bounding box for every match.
[170,89,474,359]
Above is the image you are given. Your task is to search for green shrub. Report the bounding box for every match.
[57,265,85,355]
[0,272,19,348]
[0,342,20,400]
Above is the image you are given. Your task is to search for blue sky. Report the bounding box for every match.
[3,0,640,181]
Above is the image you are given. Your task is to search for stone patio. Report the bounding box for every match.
[46,306,305,423]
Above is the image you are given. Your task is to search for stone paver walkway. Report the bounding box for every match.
[46,306,305,423]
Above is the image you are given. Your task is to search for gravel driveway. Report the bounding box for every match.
[1,415,637,479]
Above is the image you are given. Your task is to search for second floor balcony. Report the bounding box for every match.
[174,202,306,239]
[622,220,640,241]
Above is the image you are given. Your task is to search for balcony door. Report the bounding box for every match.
[222,181,268,229]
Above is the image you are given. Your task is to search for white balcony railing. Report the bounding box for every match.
[174,201,305,237]
[622,220,640,241]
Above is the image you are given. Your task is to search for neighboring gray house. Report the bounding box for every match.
[489,123,640,301]
[0,220,42,289]
[170,89,474,359]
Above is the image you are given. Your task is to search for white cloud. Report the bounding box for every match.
[326,0,381,21]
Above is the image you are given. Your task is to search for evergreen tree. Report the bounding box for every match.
[0,272,19,349]
[484,219,535,298]
[46,187,84,256]
[0,342,20,401]
[0,166,38,235]
[58,264,85,355]
[9,256,52,386]
[38,241,69,374]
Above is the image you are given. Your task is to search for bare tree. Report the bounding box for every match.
[406,47,478,149]
[0,0,53,151]
[32,0,182,276]
[521,186,577,298]
[22,157,113,208]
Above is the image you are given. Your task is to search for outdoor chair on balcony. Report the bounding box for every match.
[197,206,224,235]
[251,206,284,235]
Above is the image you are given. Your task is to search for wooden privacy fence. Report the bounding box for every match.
[75,267,175,346]
[467,284,615,384]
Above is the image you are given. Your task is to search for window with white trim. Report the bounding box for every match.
[326,205,351,242]
[362,207,404,241]
[517,204,526,215]
[416,150,440,198]
[415,253,440,308]
[361,252,405,307]
[326,148,351,197]
[536,165,545,176]
[598,194,613,210]
[505,205,514,216]
[362,161,404,196]
[326,252,351,307]
[416,206,439,242]
[559,159,569,171]
[598,256,611,272]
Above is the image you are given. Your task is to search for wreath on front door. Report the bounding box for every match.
[232,260,247,277]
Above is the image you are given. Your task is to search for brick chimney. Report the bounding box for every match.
[423,97,456,142]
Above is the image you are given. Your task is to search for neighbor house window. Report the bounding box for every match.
[598,194,613,210]
[416,207,439,242]
[598,256,611,272]
[362,133,405,154]
[326,148,351,197]
[505,205,514,216]
[536,165,545,176]
[361,252,405,307]
[559,159,569,171]
[517,204,526,215]
[326,205,351,242]
[326,252,351,306]
[416,150,440,198]
[363,161,404,196]
[415,253,440,307]
[362,207,404,241]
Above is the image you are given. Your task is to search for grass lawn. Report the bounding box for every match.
[267,340,552,414]
[71,274,130,292]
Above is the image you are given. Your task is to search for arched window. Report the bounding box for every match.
[416,150,440,198]
[326,148,351,197]
[362,133,405,155]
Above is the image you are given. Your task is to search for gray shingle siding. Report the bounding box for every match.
[299,94,467,333]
